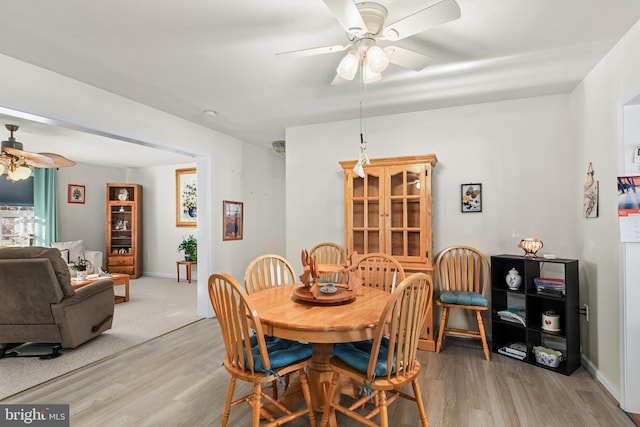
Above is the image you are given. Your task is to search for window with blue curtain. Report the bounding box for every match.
[0,175,34,246]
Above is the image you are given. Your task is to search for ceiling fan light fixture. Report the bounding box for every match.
[362,63,381,84]
[6,160,31,182]
[0,162,5,176]
[382,28,400,41]
[366,45,389,73]
[337,50,360,80]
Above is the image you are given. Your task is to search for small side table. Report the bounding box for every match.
[176,260,197,284]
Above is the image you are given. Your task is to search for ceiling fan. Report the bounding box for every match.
[277,0,461,83]
[0,124,75,181]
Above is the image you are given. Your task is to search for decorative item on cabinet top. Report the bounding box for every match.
[505,268,522,290]
[517,237,543,257]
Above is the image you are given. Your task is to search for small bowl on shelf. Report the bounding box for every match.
[533,346,563,368]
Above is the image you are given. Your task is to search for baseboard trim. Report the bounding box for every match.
[581,352,621,404]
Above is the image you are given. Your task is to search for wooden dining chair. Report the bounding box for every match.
[309,241,347,283]
[245,254,296,294]
[320,272,433,427]
[352,252,405,293]
[208,273,317,427]
[434,245,491,360]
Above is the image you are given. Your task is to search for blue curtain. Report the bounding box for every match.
[33,168,58,246]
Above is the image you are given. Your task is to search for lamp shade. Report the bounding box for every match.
[366,45,389,73]
[15,165,32,180]
[353,161,365,178]
[7,162,31,181]
[0,162,5,176]
[362,63,381,84]
[337,51,360,81]
[517,238,543,257]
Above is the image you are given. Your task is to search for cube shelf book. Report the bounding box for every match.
[490,254,580,375]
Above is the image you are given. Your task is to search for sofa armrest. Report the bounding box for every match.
[51,279,114,348]
[71,279,114,300]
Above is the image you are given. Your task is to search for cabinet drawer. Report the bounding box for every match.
[110,266,135,275]
[108,256,134,266]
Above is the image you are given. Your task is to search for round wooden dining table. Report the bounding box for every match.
[245,284,391,417]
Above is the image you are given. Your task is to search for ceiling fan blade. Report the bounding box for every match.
[383,0,461,41]
[277,44,350,58]
[384,46,433,71]
[2,146,55,167]
[39,153,76,168]
[322,0,368,35]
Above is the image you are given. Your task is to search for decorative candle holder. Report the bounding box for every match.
[517,238,543,257]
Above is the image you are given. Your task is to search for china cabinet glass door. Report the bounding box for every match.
[387,164,428,264]
[350,168,382,255]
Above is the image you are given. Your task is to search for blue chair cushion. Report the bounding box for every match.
[439,291,488,307]
[247,335,314,372]
[332,338,395,377]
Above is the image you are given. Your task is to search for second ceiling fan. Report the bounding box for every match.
[0,124,75,181]
[278,0,461,83]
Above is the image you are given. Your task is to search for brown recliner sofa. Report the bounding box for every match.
[0,246,114,353]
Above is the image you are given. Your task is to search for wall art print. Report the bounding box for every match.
[583,162,598,218]
[68,184,85,204]
[223,200,243,241]
[176,168,197,227]
[461,183,482,213]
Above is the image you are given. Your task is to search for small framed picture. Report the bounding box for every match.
[223,200,243,241]
[68,184,86,204]
[461,183,482,213]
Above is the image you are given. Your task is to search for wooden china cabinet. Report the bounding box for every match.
[340,154,437,350]
[106,183,143,278]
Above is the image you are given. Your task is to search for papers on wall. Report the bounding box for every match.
[618,176,640,242]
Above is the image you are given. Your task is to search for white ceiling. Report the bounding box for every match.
[1,0,640,166]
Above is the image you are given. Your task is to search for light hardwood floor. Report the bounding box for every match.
[1,319,635,427]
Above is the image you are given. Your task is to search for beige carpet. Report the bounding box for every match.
[0,276,201,400]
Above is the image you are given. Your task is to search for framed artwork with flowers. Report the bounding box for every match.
[68,184,86,204]
[176,168,197,227]
[461,183,482,213]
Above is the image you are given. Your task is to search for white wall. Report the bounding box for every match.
[56,162,127,257]
[285,94,577,329]
[0,53,286,318]
[127,163,197,278]
[286,94,576,268]
[571,19,640,407]
[570,18,640,409]
[126,145,287,279]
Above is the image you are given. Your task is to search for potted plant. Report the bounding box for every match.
[178,235,197,261]
[71,256,92,281]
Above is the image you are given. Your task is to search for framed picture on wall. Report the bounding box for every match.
[176,168,197,227]
[68,184,86,204]
[461,183,482,213]
[223,200,243,241]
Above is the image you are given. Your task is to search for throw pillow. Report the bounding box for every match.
[59,249,70,263]
[52,240,83,263]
